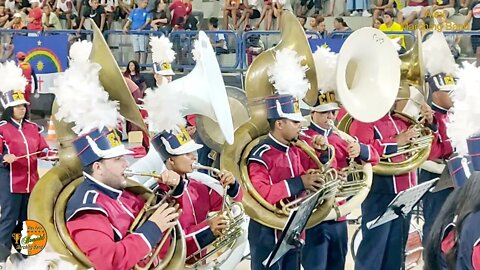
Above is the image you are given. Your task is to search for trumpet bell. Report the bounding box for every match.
[336,27,401,123]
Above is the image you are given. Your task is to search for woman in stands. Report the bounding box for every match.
[123,60,146,92]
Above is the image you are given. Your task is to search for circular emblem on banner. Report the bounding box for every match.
[473,4,480,18]
[11,220,47,256]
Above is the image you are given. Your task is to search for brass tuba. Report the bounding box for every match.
[220,11,336,230]
[337,29,433,176]
[28,20,186,269]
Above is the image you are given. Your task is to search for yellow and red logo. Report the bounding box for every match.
[11,220,47,256]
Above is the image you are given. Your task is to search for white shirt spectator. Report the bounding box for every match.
[214,33,228,50]
[5,0,16,12]
[101,0,118,13]
[273,0,293,11]
[247,0,263,12]
[56,0,78,15]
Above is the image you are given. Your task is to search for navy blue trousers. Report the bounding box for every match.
[354,192,411,270]
[248,219,301,270]
[419,169,453,246]
[302,220,348,270]
[0,177,29,262]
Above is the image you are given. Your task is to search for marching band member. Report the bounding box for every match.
[150,35,176,88]
[141,86,244,264]
[301,90,380,270]
[350,90,438,270]
[247,48,324,270]
[0,61,57,268]
[50,41,182,270]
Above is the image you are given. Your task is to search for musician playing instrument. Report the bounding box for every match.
[151,127,243,263]
[65,128,182,270]
[247,94,324,270]
[350,99,438,270]
[301,91,380,270]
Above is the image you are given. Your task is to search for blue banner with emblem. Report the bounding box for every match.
[309,38,346,53]
[13,35,69,74]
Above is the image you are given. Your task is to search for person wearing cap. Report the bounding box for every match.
[65,127,184,270]
[300,91,380,270]
[0,61,57,269]
[350,99,438,270]
[151,127,243,263]
[16,51,38,103]
[247,94,326,270]
[150,36,176,87]
[26,0,43,30]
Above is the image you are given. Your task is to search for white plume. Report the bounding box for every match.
[312,46,337,92]
[423,30,459,76]
[51,40,119,135]
[11,251,81,270]
[142,86,186,133]
[191,39,202,63]
[447,62,480,156]
[0,60,27,94]
[150,36,176,64]
[267,48,310,98]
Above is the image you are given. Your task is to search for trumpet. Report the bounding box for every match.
[192,162,221,176]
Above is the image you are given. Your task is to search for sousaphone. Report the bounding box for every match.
[28,20,186,269]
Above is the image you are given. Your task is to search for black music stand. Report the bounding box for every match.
[366,178,439,270]
[263,189,325,269]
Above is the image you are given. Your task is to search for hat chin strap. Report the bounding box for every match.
[86,135,106,159]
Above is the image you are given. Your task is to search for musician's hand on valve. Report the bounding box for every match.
[420,103,434,124]
[312,135,327,151]
[337,170,348,182]
[3,154,17,164]
[148,203,179,232]
[157,170,181,186]
[208,215,228,237]
[347,141,361,158]
[301,174,325,192]
[218,170,235,187]
[396,128,420,146]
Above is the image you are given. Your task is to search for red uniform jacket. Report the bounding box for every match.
[177,175,243,262]
[428,104,454,161]
[349,112,438,193]
[0,120,55,193]
[66,174,185,270]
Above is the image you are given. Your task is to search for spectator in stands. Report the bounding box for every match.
[4,0,15,13]
[208,17,228,55]
[273,0,293,30]
[117,0,133,21]
[4,12,25,29]
[0,5,9,27]
[332,17,350,31]
[169,0,191,29]
[459,0,470,14]
[26,0,43,30]
[223,0,241,30]
[254,0,273,30]
[420,0,455,20]
[100,0,117,30]
[42,0,55,9]
[55,0,77,28]
[347,0,372,17]
[372,16,383,28]
[123,0,151,68]
[296,0,321,16]
[235,0,262,30]
[150,0,171,36]
[123,60,146,92]
[309,15,327,38]
[297,15,306,30]
[77,0,106,32]
[400,0,428,25]
[42,4,61,29]
[372,0,400,24]
[379,10,406,53]
[464,0,480,66]
[245,24,264,65]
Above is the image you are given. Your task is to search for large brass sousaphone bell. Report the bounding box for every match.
[220,11,335,230]
[28,20,186,269]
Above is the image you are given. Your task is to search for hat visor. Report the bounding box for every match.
[170,140,204,156]
[101,145,134,159]
[155,69,175,76]
[6,100,29,108]
[283,112,307,122]
[311,103,340,112]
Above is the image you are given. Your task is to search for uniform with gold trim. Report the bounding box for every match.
[151,127,243,263]
[300,91,379,270]
[66,128,185,270]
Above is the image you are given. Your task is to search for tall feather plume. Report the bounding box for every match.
[267,48,310,99]
[191,39,201,63]
[312,46,337,92]
[0,60,27,94]
[446,62,480,156]
[51,40,119,135]
[150,36,176,64]
[422,30,459,76]
[142,86,186,133]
